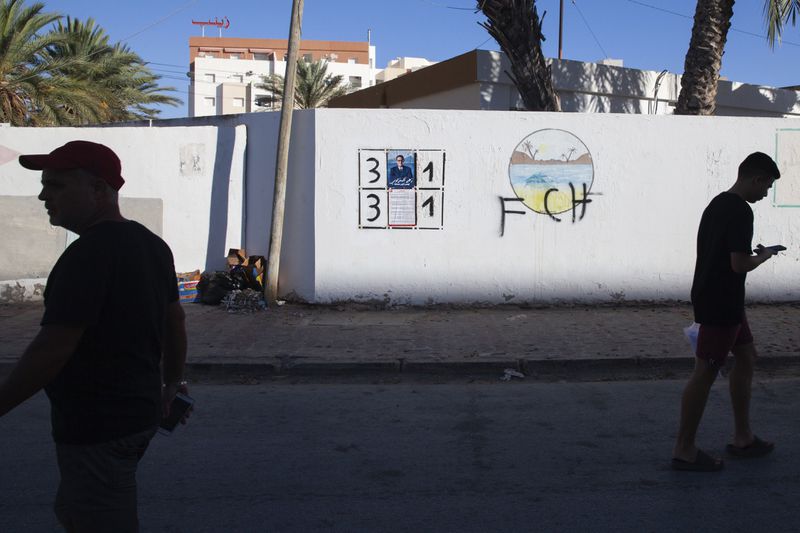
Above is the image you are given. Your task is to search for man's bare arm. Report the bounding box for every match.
[0,324,84,417]
[162,301,187,385]
[731,246,776,274]
[161,301,188,419]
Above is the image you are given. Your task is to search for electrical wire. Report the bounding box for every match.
[417,0,476,11]
[571,0,610,58]
[11,0,200,86]
[625,0,800,48]
[117,0,201,43]
[473,36,493,49]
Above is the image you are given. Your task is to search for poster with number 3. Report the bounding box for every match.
[358,149,445,230]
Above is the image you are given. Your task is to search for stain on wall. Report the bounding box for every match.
[0,196,164,281]
[179,143,205,177]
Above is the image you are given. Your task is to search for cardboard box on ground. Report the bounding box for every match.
[193,249,266,306]
[177,270,201,302]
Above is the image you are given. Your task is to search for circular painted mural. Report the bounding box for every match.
[508,129,594,215]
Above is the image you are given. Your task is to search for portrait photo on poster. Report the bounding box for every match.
[387,150,416,189]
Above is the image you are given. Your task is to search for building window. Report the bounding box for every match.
[232,75,243,83]
[232,97,245,108]
[347,58,356,64]
[204,73,215,83]
[349,76,362,89]
[229,54,239,60]
[202,52,215,58]
[253,53,270,61]
[303,53,313,63]
[204,97,215,107]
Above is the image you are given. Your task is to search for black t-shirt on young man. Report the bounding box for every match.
[42,221,178,445]
[691,192,753,326]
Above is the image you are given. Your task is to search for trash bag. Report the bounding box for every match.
[197,271,236,305]
[229,264,260,291]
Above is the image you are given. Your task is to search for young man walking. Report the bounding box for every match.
[0,140,188,531]
[672,151,781,472]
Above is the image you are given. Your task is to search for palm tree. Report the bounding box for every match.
[256,59,349,109]
[46,17,180,123]
[478,0,560,111]
[764,0,800,47]
[0,1,179,126]
[0,0,69,125]
[675,0,735,115]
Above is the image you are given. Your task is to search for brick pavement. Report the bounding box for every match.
[1,301,798,377]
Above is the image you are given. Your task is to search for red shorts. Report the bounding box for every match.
[696,314,754,364]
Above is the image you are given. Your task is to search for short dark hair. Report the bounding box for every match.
[396,155,404,160]
[738,152,780,180]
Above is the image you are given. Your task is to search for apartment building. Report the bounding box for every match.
[189,36,376,117]
[376,57,437,84]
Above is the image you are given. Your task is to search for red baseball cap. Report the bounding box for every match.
[19,140,125,190]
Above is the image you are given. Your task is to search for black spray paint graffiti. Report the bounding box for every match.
[500,183,597,236]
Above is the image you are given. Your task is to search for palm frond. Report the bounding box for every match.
[765,0,800,48]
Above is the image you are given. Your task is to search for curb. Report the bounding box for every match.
[3,356,797,382]
[180,355,800,380]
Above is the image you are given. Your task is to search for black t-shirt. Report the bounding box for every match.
[691,192,753,326]
[42,220,178,444]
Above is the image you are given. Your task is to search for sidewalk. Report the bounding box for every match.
[2,301,799,378]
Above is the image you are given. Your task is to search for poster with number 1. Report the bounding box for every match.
[358,149,445,230]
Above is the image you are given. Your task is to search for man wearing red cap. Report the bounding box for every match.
[0,140,188,532]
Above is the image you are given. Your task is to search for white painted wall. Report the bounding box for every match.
[311,109,800,304]
[110,111,314,300]
[472,50,800,117]
[0,125,247,281]
[3,110,799,305]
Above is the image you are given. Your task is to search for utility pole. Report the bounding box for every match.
[266,0,304,303]
[558,0,564,60]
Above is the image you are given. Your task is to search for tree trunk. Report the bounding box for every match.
[675,0,735,115]
[479,0,561,111]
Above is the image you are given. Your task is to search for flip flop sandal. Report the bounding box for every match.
[726,436,775,458]
[671,449,724,472]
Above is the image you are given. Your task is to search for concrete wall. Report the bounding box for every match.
[3,109,799,305]
[126,111,315,299]
[0,125,250,299]
[311,109,800,304]
[332,50,800,117]
[397,84,481,110]
[455,51,800,117]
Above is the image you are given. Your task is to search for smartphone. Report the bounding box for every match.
[754,245,787,253]
[158,392,194,435]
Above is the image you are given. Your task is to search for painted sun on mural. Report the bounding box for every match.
[508,129,594,216]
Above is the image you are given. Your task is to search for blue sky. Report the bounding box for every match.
[41,0,800,119]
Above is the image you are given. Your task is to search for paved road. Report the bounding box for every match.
[2,378,798,532]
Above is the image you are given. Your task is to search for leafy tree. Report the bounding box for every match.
[256,59,349,109]
[478,0,560,111]
[0,0,178,126]
[764,0,800,47]
[0,0,69,125]
[675,0,735,116]
[46,17,179,123]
